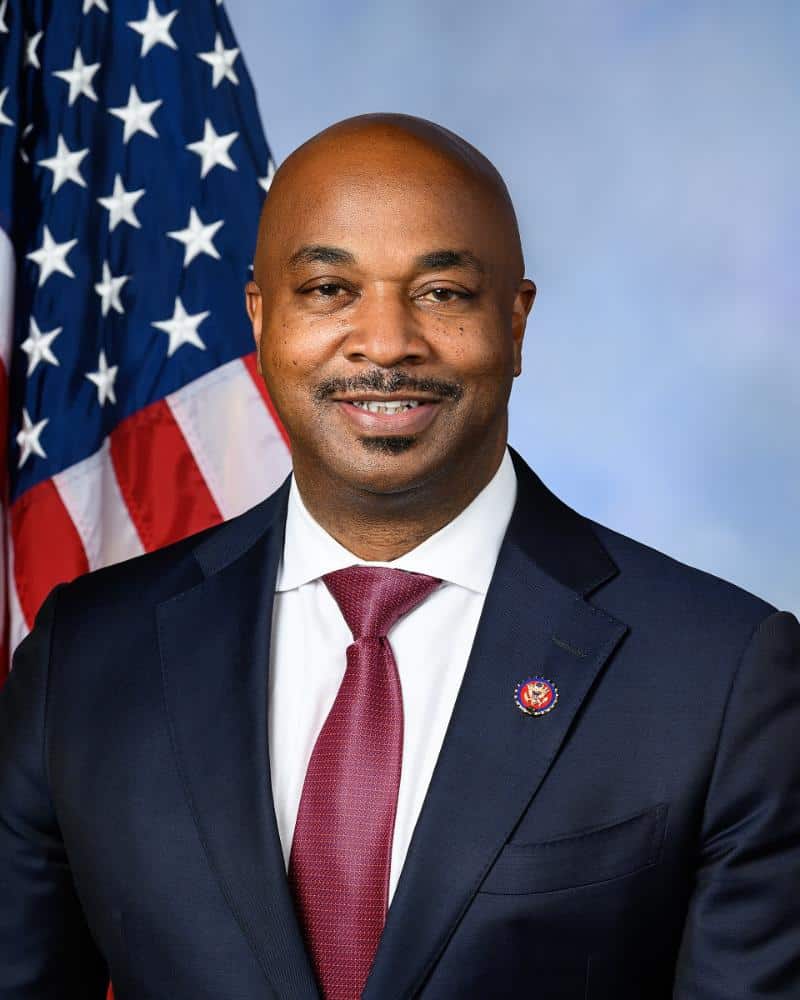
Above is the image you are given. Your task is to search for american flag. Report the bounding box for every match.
[0,0,291,679]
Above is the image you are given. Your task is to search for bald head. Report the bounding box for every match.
[252,113,524,289]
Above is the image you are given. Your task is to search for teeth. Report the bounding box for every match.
[351,400,421,413]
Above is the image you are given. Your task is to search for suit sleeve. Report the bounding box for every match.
[0,588,109,999]
[674,610,800,999]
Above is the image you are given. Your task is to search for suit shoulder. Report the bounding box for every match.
[55,488,282,616]
[590,519,778,627]
[59,527,206,610]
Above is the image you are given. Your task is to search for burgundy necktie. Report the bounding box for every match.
[289,565,442,1000]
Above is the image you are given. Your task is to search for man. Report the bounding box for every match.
[0,113,798,999]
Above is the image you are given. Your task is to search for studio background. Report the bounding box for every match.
[225,0,799,615]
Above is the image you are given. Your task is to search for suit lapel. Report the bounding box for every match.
[157,477,319,999]
[363,451,629,999]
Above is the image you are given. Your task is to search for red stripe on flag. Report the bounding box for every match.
[0,359,8,682]
[242,351,291,450]
[110,399,222,552]
[10,479,90,627]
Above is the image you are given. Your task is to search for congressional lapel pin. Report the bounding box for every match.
[514,676,558,717]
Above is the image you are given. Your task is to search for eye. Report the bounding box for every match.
[420,287,470,304]
[297,279,358,311]
[312,283,344,297]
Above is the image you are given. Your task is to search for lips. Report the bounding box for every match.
[333,399,440,434]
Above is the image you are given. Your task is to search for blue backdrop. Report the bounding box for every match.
[226,0,798,614]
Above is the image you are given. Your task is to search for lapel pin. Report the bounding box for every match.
[514,676,558,717]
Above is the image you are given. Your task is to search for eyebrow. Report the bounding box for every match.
[414,249,485,274]
[287,244,356,269]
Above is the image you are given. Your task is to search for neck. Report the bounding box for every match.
[292,439,507,562]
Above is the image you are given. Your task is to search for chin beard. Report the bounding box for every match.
[359,435,418,455]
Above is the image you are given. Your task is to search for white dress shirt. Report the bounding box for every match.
[268,447,517,904]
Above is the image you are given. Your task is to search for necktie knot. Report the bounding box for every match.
[323,564,441,639]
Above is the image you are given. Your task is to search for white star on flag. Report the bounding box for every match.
[0,0,8,35]
[16,410,48,468]
[82,0,108,12]
[197,33,239,88]
[109,85,162,144]
[127,1,179,57]
[152,296,209,356]
[26,226,78,286]
[94,261,130,316]
[20,124,34,162]
[0,87,12,128]
[259,160,275,192]
[21,318,62,375]
[53,48,101,105]
[25,30,43,69]
[167,207,223,266]
[37,135,89,193]
[187,119,238,179]
[98,175,145,231]
[85,350,118,406]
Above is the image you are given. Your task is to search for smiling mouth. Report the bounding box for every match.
[332,396,442,434]
[350,399,423,414]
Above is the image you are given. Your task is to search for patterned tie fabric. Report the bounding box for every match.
[289,565,442,1000]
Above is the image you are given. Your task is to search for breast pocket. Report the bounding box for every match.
[478,802,668,895]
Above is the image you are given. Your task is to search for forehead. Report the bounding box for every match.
[263,145,509,273]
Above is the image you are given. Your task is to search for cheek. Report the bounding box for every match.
[263,318,318,377]
[441,322,514,379]
[260,318,344,419]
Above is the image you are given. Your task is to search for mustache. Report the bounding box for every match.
[314,369,464,402]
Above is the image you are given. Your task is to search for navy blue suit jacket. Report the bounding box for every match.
[1,447,799,998]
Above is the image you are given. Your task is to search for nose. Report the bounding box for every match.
[341,285,431,368]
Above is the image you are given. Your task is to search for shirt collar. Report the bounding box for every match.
[276,446,517,595]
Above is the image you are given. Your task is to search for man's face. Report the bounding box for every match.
[247,142,534,498]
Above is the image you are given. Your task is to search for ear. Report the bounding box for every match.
[511,278,536,377]
[245,279,264,374]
